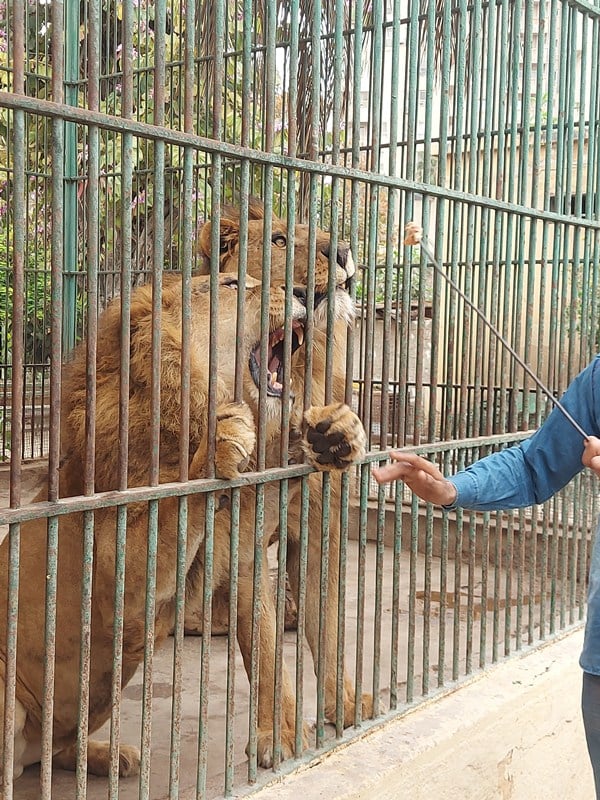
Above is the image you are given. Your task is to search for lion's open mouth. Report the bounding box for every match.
[249,320,305,397]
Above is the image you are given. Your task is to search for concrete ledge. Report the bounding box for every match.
[249,627,592,800]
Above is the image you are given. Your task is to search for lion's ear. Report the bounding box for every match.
[197,216,240,260]
[248,197,265,220]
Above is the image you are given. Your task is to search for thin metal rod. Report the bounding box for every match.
[419,236,589,440]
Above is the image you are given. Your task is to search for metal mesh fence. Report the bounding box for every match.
[0,0,599,797]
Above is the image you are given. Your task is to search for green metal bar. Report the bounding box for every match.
[3,0,25,789]
[515,510,525,651]
[107,0,134,790]
[246,486,262,783]
[294,477,310,757]
[197,494,216,792]
[4,91,600,229]
[62,0,79,355]
[224,487,241,796]
[74,0,100,787]
[406,492,418,702]
[467,0,484,441]
[336,471,350,734]
[479,513,490,669]
[316,472,332,747]
[422,502,432,694]
[504,512,514,656]
[389,474,403,706]
[168,0,196,790]
[438,452,451,686]
[354,466,368,719]
[272,478,289,768]
[138,0,167,792]
[452,507,463,681]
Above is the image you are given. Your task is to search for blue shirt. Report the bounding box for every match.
[447,355,600,511]
[442,354,600,674]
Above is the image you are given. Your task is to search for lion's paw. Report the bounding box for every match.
[54,740,140,778]
[215,402,256,479]
[254,723,308,767]
[116,744,141,777]
[303,402,366,470]
[326,691,374,728]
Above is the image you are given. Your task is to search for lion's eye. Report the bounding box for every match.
[272,233,287,248]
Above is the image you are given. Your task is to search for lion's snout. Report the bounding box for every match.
[319,241,354,279]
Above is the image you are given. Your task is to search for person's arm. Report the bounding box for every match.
[373,355,600,511]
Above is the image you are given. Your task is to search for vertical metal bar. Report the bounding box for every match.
[169,0,196,793]
[406,492,418,702]
[223,9,251,789]
[452,507,463,681]
[493,2,511,434]
[466,0,483,442]
[62,0,80,355]
[389,476,403,707]
[3,0,26,792]
[139,0,167,793]
[504,512,514,656]
[196,493,215,793]
[479,513,490,669]
[453,0,469,442]
[543,0,560,393]
[224,487,240,796]
[273,478,288,767]
[480,1,499,437]
[465,515,475,675]
[195,0,224,783]
[353,466,368,718]
[107,0,134,791]
[336,471,350,732]
[515,509,525,652]
[438,453,451,686]
[74,0,100,787]
[39,0,67,791]
[294,478,310,756]
[422,503,432,694]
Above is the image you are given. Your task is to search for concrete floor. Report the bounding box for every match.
[0,463,556,800]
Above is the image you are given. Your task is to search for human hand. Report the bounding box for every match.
[372,451,458,507]
[583,436,600,477]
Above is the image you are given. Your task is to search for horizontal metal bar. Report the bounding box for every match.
[0,431,533,526]
[0,464,310,525]
[1,91,600,231]
[568,0,600,18]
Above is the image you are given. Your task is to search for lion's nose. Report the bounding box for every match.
[293,287,307,306]
[320,242,355,279]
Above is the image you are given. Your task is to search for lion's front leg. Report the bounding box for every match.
[189,401,256,481]
[185,402,256,636]
[53,740,140,778]
[286,474,373,730]
[301,402,366,470]
[235,542,307,768]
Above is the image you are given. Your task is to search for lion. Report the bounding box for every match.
[0,271,366,780]
[192,200,373,734]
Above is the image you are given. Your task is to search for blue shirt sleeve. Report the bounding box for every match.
[446,356,600,511]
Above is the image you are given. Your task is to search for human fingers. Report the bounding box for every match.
[372,454,456,506]
[583,437,600,476]
[389,451,446,480]
[583,436,600,475]
[372,460,408,484]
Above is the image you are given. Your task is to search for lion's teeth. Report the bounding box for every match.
[296,328,304,346]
